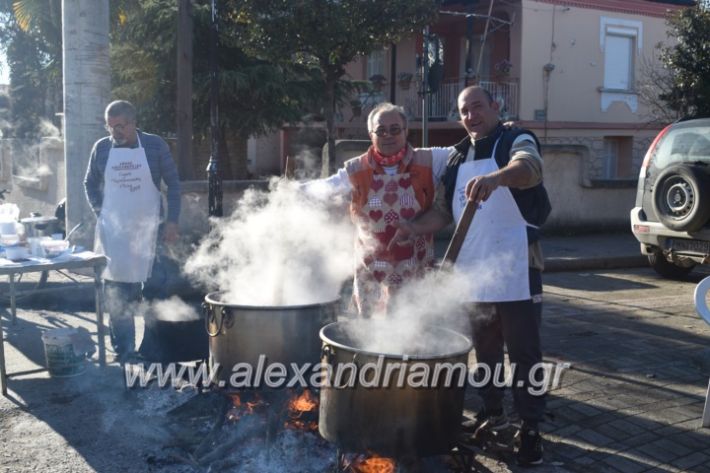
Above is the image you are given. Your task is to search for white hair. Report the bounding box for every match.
[367,102,408,132]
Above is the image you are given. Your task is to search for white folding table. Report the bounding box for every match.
[0,252,107,396]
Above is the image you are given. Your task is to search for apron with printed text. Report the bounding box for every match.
[94,136,161,283]
[353,171,434,316]
[452,139,531,302]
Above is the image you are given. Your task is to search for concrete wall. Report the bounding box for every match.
[543,144,635,230]
[0,137,66,220]
[247,131,281,177]
[0,137,269,243]
[0,136,645,234]
[177,180,269,241]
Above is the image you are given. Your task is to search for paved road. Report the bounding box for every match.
[464,267,710,472]
[1,266,710,472]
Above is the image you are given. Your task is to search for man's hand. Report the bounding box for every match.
[465,172,501,203]
[387,221,416,252]
[163,222,179,244]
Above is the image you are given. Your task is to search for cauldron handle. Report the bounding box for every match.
[321,344,335,365]
[203,303,224,337]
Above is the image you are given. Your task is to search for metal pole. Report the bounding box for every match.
[207,0,223,217]
[421,26,429,147]
[389,43,397,104]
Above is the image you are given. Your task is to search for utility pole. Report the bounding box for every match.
[207,0,222,217]
[177,0,194,179]
[421,26,429,147]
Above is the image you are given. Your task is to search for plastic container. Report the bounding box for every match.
[27,237,43,257]
[0,234,20,246]
[0,222,16,235]
[3,245,29,261]
[41,328,90,377]
[40,239,69,258]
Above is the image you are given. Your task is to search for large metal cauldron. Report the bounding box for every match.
[319,320,473,458]
[203,292,338,388]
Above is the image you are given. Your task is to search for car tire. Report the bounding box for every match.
[648,253,694,279]
[652,164,710,232]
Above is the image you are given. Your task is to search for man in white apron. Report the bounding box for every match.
[389,86,550,467]
[84,100,181,362]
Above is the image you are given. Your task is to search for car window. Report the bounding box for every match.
[654,125,710,168]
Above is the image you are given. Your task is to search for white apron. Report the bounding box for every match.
[452,139,531,302]
[94,135,161,282]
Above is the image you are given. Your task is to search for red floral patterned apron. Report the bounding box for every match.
[352,169,434,317]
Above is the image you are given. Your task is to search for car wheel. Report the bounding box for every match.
[652,164,710,232]
[648,253,694,279]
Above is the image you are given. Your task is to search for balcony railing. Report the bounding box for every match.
[403,77,519,121]
[338,77,519,126]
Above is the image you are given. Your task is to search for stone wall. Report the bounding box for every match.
[0,133,652,239]
[537,134,654,231]
[541,135,653,184]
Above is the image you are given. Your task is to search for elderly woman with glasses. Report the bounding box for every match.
[313,102,450,317]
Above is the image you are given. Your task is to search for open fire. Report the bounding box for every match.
[285,389,319,431]
[227,392,267,422]
[344,453,397,473]
[159,387,485,472]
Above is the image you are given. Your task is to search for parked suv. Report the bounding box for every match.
[631,118,710,278]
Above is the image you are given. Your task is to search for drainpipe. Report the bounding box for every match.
[421,26,429,147]
[543,62,555,143]
[389,43,397,104]
[207,0,223,217]
[543,5,557,143]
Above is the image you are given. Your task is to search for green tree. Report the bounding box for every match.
[111,0,325,178]
[0,0,62,138]
[232,0,440,175]
[660,3,710,118]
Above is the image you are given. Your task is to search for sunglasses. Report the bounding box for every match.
[370,125,404,137]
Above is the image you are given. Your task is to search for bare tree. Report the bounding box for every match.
[637,49,684,124]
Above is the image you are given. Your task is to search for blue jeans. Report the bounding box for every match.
[104,280,143,356]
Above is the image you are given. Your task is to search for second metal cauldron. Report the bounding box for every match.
[203,292,338,388]
[318,320,473,458]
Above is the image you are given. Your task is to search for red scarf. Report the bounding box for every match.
[370,145,407,167]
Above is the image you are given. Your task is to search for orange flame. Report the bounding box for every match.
[288,389,318,413]
[230,394,242,407]
[352,455,396,473]
[284,389,319,431]
[227,393,265,421]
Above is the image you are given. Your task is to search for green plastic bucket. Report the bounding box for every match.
[41,328,88,377]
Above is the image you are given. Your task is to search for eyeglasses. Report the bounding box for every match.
[104,123,131,133]
[370,125,404,137]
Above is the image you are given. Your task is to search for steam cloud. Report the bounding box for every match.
[342,268,474,357]
[184,179,354,306]
[151,296,200,322]
[338,252,519,357]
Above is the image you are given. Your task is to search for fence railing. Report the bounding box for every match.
[338,77,519,126]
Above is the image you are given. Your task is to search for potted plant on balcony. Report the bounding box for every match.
[369,74,387,92]
[350,98,363,117]
[397,72,414,90]
[493,59,513,83]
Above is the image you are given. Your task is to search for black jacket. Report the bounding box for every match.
[442,123,552,243]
